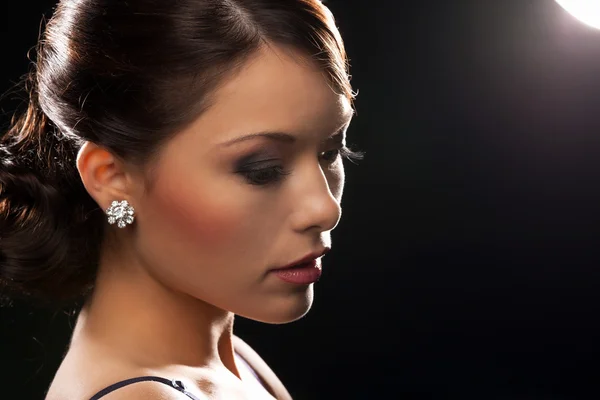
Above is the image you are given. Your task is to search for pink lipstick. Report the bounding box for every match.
[270,259,322,284]
[270,248,330,285]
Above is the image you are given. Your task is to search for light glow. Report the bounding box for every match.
[556,0,600,30]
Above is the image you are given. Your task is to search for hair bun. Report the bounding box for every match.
[1,143,59,211]
[0,135,102,305]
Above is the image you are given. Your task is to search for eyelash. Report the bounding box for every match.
[321,146,365,164]
[238,145,365,186]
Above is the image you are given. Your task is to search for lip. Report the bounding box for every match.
[270,259,323,285]
[272,247,331,271]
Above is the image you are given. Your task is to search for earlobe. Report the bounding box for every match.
[76,141,131,209]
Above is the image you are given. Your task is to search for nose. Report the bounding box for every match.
[289,163,343,234]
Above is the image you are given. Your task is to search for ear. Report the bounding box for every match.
[76,141,134,211]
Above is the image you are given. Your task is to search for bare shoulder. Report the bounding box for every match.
[232,335,293,400]
[232,334,273,375]
[46,337,287,400]
[232,335,275,368]
[81,380,204,400]
[45,346,208,400]
[47,373,211,400]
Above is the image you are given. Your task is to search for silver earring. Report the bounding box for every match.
[106,200,135,228]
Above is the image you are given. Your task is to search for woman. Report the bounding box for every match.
[0,0,363,398]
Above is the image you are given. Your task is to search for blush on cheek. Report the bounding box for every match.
[150,183,239,249]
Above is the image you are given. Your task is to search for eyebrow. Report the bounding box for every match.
[218,111,354,148]
[219,131,297,147]
[218,130,348,148]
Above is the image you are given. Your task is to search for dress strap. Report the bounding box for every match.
[89,376,202,400]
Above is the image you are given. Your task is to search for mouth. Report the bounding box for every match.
[269,258,324,285]
[268,247,331,285]
[272,247,331,271]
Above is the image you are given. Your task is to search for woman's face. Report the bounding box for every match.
[132,46,353,323]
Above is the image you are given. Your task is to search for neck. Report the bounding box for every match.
[71,242,239,377]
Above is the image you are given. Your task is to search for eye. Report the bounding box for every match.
[320,146,365,164]
[320,149,341,163]
[238,166,291,186]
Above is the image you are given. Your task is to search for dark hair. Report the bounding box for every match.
[0,0,354,305]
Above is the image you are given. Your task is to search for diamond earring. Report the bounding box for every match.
[106,200,135,228]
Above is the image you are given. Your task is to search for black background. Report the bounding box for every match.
[3,1,600,399]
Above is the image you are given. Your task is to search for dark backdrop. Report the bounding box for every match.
[2,1,600,399]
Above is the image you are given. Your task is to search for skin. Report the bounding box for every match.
[46,43,354,400]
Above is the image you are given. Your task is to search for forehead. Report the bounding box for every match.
[190,45,352,144]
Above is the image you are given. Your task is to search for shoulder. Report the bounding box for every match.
[46,347,208,400]
[232,334,271,375]
[232,335,293,400]
[89,379,204,400]
[47,376,209,400]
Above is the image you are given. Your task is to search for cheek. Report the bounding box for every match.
[148,182,241,249]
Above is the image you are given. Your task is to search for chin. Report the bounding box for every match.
[239,286,316,324]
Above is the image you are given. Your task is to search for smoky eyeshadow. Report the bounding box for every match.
[234,150,281,171]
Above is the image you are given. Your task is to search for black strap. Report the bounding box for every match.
[89,376,202,400]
